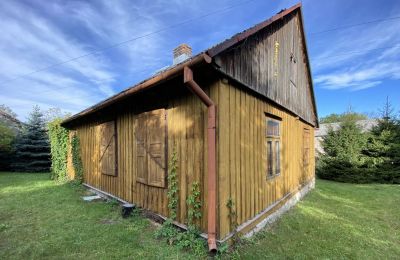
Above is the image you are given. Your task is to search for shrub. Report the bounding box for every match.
[0,121,16,171]
[317,106,400,184]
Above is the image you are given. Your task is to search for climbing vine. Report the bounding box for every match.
[71,133,84,184]
[187,181,202,227]
[167,148,179,220]
[48,118,69,181]
[155,150,206,256]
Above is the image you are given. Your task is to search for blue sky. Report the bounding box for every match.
[1,0,399,120]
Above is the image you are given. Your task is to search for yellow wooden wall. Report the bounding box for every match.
[216,79,315,239]
[67,85,211,232]
[67,78,315,239]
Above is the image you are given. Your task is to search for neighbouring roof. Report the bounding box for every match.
[63,3,315,127]
[315,119,379,137]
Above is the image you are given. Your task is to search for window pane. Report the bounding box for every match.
[267,119,280,136]
[267,141,273,177]
[275,141,280,175]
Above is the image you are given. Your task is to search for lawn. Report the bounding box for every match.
[0,172,399,259]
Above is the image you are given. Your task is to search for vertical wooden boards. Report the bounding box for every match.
[234,86,241,225]
[216,81,316,239]
[214,11,316,126]
[65,77,316,240]
[99,121,117,177]
[218,79,230,238]
[135,109,167,188]
[66,85,208,233]
[229,81,237,230]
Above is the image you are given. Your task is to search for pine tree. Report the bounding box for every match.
[13,106,51,172]
[364,97,400,183]
[322,113,367,164]
[317,113,369,182]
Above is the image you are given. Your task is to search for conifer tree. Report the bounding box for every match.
[13,106,51,172]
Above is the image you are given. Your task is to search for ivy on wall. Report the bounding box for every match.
[71,133,84,183]
[167,148,179,220]
[48,118,69,181]
[186,181,201,227]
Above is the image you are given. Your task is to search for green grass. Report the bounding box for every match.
[0,172,192,259]
[0,173,399,259]
[233,180,400,259]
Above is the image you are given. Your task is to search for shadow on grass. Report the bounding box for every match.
[235,180,400,259]
[0,172,193,259]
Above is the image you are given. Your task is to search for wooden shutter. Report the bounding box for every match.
[136,114,147,184]
[135,109,167,188]
[99,121,117,176]
[147,110,166,187]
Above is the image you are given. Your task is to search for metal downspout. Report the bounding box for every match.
[183,64,217,253]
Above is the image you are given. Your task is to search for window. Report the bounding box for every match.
[303,128,310,169]
[136,109,167,188]
[265,116,281,178]
[267,141,273,176]
[275,141,280,175]
[99,121,117,176]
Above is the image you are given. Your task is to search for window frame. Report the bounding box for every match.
[265,115,282,180]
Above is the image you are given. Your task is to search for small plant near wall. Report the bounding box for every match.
[167,148,179,220]
[175,181,205,255]
[155,147,180,243]
[71,134,84,184]
[227,197,240,245]
[155,149,207,256]
[186,181,201,227]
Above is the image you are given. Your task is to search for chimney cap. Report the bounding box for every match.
[173,43,192,65]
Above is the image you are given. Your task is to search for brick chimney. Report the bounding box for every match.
[173,44,192,65]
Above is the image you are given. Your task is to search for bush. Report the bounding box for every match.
[317,107,400,184]
[317,157,373,183]
[0,122,16,171]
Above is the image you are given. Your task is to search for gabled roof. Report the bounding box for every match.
[63,3,316,127]
[206,3,302,56]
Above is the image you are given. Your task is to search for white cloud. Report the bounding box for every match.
[315,62,400,90]
[311,16,400,91]
[0,0,173,120]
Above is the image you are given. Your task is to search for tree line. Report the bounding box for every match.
[0,105,67,173]
[317,100,400,183]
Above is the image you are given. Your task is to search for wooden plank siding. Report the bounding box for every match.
[216,80,315,239]
[63,5,317,243]
[66,78,315,240]
[67,82,213,233]
[214,11,317,127]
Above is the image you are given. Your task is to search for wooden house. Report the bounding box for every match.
[62,3,318,252]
